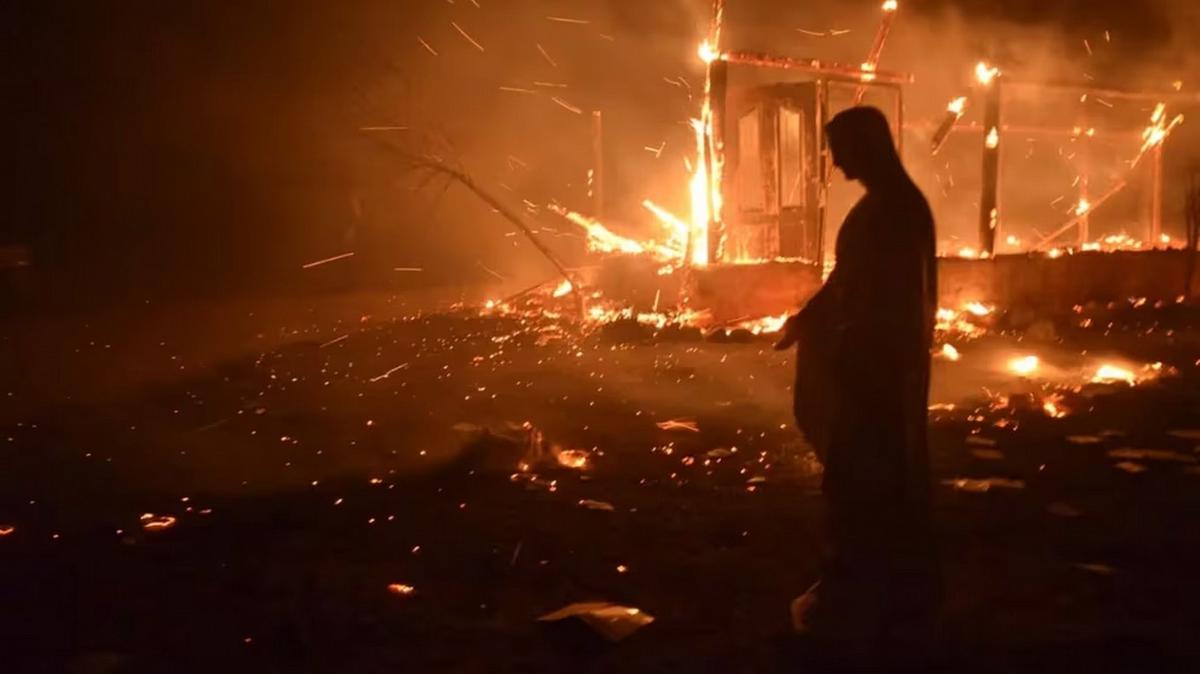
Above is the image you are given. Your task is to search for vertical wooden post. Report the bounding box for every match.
[591,110,604,222]
[1077,118,1090,246]
[708,60,728,264]
[978,81,1002,257]
[1150,144,1164,245]
[816,80,830,268]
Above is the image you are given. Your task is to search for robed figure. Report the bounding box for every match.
[776,106,939,649]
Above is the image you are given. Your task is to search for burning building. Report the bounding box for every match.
[554,1,1200,327]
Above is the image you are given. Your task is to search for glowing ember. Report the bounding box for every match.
[140,513,177,531]
[555,448,590,469]
[946,96,967,116]
[1093,364,1136,385]
[387,583,416,596]
[935,302,993,339]
[1008,355,1040,377]
[0,525,14,536]
[656,418,700,432]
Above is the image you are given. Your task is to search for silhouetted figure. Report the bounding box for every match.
[775,106,938,656]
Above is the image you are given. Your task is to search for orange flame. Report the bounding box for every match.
[975,61,1000,86]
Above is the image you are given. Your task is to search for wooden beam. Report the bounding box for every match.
[978,82,1002,257]
[721,51,914,85]
[1002,80,1200,104]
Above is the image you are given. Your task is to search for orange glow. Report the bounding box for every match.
[975,61,1000,86]
[140,513,177,531]
[1135,103,1184,164]
[552,279,574,298]
[734,313,789,335]
[1042,394,1068,418]
[1093,364,1136,385]
[1007,355,1039,377]
[388,583,416,596]
[0,525,14,536]
[555,448,590,469]
[688,119,713,266]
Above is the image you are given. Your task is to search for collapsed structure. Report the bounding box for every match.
[556,0,1200,325]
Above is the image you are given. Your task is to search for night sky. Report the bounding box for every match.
[4,0,1197,306]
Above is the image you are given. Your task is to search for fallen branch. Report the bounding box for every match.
[371,138,584,321]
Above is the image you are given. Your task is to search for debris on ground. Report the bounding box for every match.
[1108,448,1197,463]
[538,602,655,642]
[941,477,1026,492]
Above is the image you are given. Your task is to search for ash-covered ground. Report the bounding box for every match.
[2,290,1199,672]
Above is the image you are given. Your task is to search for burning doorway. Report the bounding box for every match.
[722,77,904,266]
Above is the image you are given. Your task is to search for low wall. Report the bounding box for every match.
[940,250,1200,311]
[593,250,1200,322]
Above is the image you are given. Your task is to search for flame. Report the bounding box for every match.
[1074,198,1091,217]
[1007,355,1039,377]
[882,0,899,11]
[1093,364,1136,385]
[1042,394,1068,418]
[688,119,712,266]
[946,96,967,116]
[1135,102,1185,164]
[975,61,1000,86]
[698,40,719,64]
[549,205,677,260]
[964,301,993,317]
[641,200,690,260]
[935,301,993,339]
[859,62,878,82]
[940,343,962,361]
[734,313,789,334]
[552,279,574,298]
[985,127,1000,149]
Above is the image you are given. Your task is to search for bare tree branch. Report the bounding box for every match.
[367,133,585,320]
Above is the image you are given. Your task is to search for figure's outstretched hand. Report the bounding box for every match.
[773,314,802,351]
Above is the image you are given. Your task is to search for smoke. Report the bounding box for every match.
[9,0,1200,306]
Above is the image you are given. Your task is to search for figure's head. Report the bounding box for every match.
[825,106,903,185]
